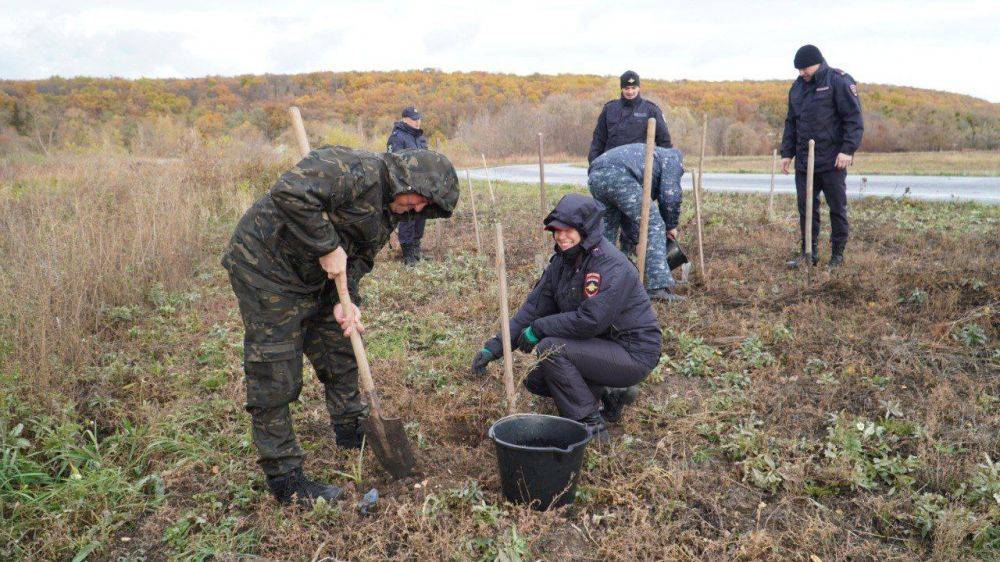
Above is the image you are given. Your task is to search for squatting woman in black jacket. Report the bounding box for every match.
[471,194,662,439]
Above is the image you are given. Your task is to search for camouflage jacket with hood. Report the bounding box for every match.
[222,146,459,299]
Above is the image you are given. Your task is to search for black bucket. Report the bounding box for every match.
[488,413,592,510]
[666,238,689,271]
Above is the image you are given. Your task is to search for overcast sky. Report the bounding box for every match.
[1,0,998,102]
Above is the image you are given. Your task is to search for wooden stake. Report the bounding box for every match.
[698,113,707,183]
[466,171,482,254]
[288,106,310,158]
[537,132,548,251]
[481,154,498,207]
[495,223,516,415]
[693,168,707,281]
[805,139,815,283]
[695,113,708,282]
[767,148,777,222]
[636,118,656,285]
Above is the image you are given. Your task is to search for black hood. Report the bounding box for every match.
[543,194,606,250]
[381,149,459,219]
[391,120,424,138]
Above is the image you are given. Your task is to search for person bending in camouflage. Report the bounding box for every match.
[588,143,685,303]
[222,146,459,504]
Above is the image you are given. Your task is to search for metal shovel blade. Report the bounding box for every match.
[362,413,416,479]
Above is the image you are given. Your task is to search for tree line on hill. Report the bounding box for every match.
[1,70,997,159]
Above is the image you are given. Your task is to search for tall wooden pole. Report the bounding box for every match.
[466,171,482,254]
[695,114,708,281]
[693,168,706,280]
[805,140,815,283]
[636,118,656,284]
[767,148,777,223]
[698,114,707,186]
[288,106,310,158]
[481,154,498,207]
[537,133,548,253]
[495,223,516,415]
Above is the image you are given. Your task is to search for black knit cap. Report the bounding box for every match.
[620,70,640,89]
[794,45,824,69]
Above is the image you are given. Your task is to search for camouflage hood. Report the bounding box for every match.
[381,149,459,220]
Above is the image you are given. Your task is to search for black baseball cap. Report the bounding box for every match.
[402,106,422,120]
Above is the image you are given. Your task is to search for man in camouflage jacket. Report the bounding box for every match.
[222,146,458,504]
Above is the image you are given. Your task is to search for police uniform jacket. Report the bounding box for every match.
[780,63,864,173]
[588,95,672,164]
[484,194,662,369]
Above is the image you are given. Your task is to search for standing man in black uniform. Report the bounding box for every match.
[387,106,430,266]
[780,45,864,268]
[588,70,672,165]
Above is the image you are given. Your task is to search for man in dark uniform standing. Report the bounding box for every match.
[780,45,864,268]
[387,106,430,266]
[223,146,458,504]
[588,70,672,165]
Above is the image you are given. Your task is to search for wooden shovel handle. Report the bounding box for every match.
[333,272,381,411]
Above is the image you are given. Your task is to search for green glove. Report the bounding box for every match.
[515,326,541,353]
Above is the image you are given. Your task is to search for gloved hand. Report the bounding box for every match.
[514,326,541,353]
[471,348,497,375]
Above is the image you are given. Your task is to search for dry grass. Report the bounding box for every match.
[1,143,997,560]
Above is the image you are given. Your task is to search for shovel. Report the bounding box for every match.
[334,272,416,479]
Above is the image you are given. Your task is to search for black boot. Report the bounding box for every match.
[266,467,343,505]
[830,242,846,268]
[578,411,609,443]
[334,421,365,450]
[401,243,419,266]
[786,242,818,269]
[601,386,639,423]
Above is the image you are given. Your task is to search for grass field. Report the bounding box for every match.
[568,150,1000,176]
[1,146,997,560]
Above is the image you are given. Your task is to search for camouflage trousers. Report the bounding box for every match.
[229,273,367,476]
[588,166,673,290]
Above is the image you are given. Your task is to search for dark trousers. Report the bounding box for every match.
[229,274,366,476]
[795,168,849,249]
[523,337,651,421]
[397,216,426,245]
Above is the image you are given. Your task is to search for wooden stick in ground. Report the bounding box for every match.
[537,132,548,252]
[767,148,777,222]
[481,154,498,207]
[805,139,815,283]
[466,171,482,254]
[693,167,707,280]
[636,118,656,284]
[698,113,707,182]
[288,106,310,158]
[495,222,517,415]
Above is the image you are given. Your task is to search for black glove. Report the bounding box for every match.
[514,326,541,353]
[471,348,496,375]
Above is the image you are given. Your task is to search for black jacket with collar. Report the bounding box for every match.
[780,63,864,173]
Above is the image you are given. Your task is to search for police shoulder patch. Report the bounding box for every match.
[584,272,601,297]
[850,83,858,96]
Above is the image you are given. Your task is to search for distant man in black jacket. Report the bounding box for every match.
[588,70,672,165]
[780,45,864,268]
[387,106,430,265]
